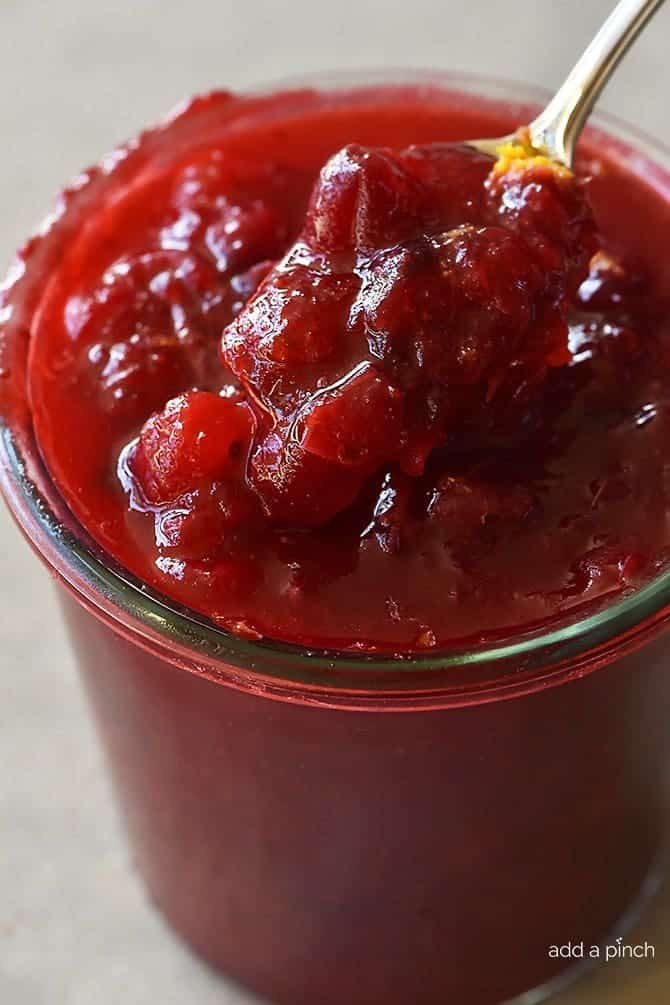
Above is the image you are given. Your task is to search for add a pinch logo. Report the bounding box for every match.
[548,938,655,961]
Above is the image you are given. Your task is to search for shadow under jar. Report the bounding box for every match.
[2,72,670,1005]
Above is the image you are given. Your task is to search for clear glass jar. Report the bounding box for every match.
[2,71,670,1005]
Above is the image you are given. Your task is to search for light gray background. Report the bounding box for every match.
[2,1,670,1002]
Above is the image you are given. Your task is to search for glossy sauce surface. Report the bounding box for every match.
[27,86,670,651]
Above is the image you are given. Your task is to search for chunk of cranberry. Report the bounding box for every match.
[169,150,303,222]
[222,260,372,523]
[69,254,207,343]
[227,267,355,377]
[169,149,238,215]
[69,252,234,416]
[162,150,304,270]
[434,225,546,332]
[303,144,433,253]
[248,430,368,526]
[83,333,192,418]
[300,365,405,468]
[487,162,597,284]
[129,390,254,504]
[152,481,258,560]
[399,143,493,226]
[356,225,565,393]
[204,200,285,275]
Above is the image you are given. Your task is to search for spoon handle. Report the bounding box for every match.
[530,0,666,165]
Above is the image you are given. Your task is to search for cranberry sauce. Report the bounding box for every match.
[27,87,670,650]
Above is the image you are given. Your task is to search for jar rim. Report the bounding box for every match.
[2,68,670,706]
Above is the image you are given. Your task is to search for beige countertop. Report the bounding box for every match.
[2,1,670,1002]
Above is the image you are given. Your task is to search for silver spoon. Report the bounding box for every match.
[469,0,666,168]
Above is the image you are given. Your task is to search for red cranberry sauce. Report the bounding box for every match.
[28,88,670,649]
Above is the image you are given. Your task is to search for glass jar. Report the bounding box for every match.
[2,71,670,1005]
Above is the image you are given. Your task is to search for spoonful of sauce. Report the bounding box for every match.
[208,0,667,526]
